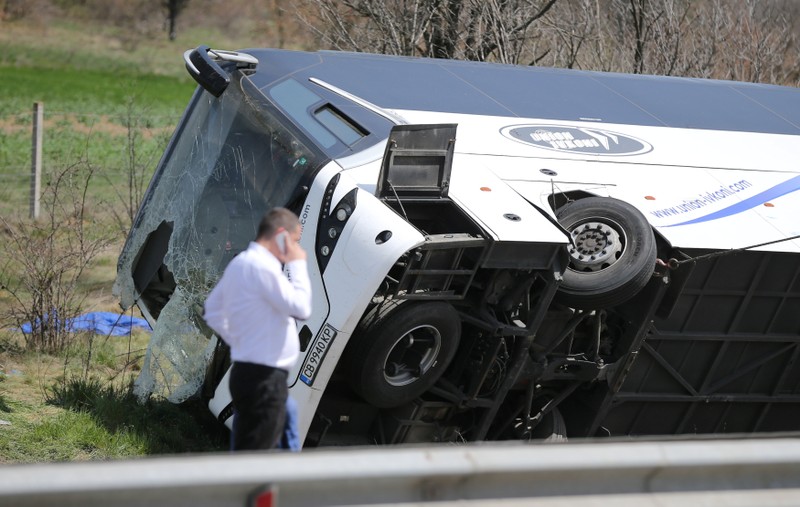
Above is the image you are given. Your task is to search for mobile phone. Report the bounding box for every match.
[276,231,288,254]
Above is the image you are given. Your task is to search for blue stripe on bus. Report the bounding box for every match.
[664,174,800,227]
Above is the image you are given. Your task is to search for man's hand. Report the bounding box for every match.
[283,232,307,262]
[272,226,306,263]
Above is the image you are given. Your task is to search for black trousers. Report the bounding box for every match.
[229,361,288,451]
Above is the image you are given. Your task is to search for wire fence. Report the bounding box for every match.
[0,109,182,122]
[0,105,179,217]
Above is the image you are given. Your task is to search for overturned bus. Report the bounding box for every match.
[114,45,800,446]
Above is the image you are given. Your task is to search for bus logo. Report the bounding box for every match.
[501,124,653,156]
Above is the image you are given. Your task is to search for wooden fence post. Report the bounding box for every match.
[30,101,43,220]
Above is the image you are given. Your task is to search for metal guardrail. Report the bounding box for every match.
[1,436,800,506]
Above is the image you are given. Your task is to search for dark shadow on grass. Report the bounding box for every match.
[46,377,229,455]
[0,393,11,413]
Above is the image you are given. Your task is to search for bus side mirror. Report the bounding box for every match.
[183,45,258,98]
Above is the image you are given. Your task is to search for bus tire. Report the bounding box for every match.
[555,197,656,309]
[347,301,460,408]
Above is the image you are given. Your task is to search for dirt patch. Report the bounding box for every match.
[0,114,173,139]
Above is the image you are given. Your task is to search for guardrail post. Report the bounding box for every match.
[30,101,43,220]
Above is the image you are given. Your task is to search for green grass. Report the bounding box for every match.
[46,377,227,456]
[0,19,198,117]
[0,16,198,219]
[1,65,194,116]
[0,331,228,463]
[0,17,240,463]
[1,18,205,80]
[0,394,226,463]
[0,57,190,221]
[0,406,148,462]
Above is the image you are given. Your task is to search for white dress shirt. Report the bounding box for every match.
[204,241,312,371]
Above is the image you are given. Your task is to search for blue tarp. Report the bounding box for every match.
[19,312,151,336]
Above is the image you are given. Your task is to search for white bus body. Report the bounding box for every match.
[115,46,800,445]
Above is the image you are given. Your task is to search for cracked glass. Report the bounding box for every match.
[114,72,325,403]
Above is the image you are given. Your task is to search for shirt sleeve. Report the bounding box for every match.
[258,259,313,321]
[203,278,228,338]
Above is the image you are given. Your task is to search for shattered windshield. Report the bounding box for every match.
[114,72,325,403]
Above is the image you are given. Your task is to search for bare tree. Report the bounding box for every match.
[1,0,25,20]
[536,0,597,69]
[301,0,436,56]
[536,0,799,84]
[163,0,190,41]
[299,0,799,86]
[667,0,725,79]
[589,0,695,75]
[713,0,797,84]
[0,0,57,22]
[103,96,169,240]
[299,0,558,64]
[267,0,288,48]
[0,162,114,353]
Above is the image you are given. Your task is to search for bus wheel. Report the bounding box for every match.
[555,197,656,309]
[347,301,460,408]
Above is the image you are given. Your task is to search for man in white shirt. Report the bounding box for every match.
[204,208,312,450]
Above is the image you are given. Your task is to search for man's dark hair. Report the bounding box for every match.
[257,208,301,240]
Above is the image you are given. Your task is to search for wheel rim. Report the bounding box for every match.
[382,324,442,387]
[566,218,626,272]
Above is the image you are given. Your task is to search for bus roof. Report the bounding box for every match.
[244,48,800,136]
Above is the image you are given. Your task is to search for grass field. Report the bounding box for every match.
[0,330,228,463]
[0,17,245,462]
[0,18,197,218]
